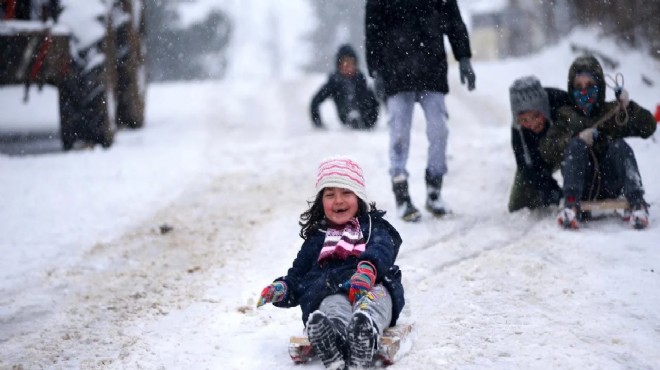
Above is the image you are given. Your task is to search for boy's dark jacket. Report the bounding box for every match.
[365,0,472,96]
[273,210,405,328]
[539,55,656,168]
[310,45,376,127]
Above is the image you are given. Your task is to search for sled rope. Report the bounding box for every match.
[586,72,629,201]
[587,148,601,201]
[588,72,629,131]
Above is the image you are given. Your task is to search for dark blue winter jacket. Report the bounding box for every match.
[273,211,405,328]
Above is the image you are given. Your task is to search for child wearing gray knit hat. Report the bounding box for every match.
[509,76,551,129]
[508,76,571,213]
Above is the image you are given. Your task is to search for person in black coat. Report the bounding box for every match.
[365,0,476,222]
[256,157,404,369]
[310,44,379,130]
[508,76,571,212]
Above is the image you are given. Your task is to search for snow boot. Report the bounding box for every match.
[625,197,650,230]
[347,312,379,369]
[425,170,448,216]
[392,175,421,222]
[557,197,581,230]
[306,311,347,370]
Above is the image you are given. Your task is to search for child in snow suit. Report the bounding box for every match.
[310,44,379,130]
[508,76,571,212]
[256,157,405,369]
[539,55,656,229]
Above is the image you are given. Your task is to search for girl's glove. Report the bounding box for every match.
[348,261,377,303]
[256,281,287,308]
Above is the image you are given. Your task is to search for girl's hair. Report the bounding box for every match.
[299,190,379,239]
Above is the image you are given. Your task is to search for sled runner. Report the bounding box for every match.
[289,323,414,366]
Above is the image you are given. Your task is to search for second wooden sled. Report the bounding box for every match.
[580,198,630,212]
[289,323,414,366]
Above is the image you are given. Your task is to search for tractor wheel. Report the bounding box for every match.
[58,59,115,150]
[78,59,116,148]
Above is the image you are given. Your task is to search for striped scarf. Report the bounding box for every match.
[318,218,365,263]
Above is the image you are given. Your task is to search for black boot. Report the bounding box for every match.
[347,312,379,369]
[425,170,447,216]
[392,176,421,222]
[307,311,347,370]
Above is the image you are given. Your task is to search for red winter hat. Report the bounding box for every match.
[315,156,368,203]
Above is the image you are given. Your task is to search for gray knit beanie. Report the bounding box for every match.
[509,76,551,127]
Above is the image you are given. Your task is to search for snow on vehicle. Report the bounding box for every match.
[0,0,146,150]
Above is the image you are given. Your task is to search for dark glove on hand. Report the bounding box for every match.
[311,112,324,129]
[459,58,476,91]
[373,72,386,103]
[256,281,287,308]
[348,261,376,304]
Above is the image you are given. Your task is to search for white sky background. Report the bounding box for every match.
[1,1,659,369]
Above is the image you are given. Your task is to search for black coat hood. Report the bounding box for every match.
[567,55,606,114]
[336,44,358,69]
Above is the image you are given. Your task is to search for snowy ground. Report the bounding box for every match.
[2,27,660,370]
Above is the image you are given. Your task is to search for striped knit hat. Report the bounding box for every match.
[315,156,368,203]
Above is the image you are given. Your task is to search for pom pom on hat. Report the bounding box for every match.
[315,156,368,203]
[509,76,551,127]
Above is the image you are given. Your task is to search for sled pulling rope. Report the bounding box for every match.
[585,72,631,201]
[605,72,629,126]
[588,72,630,131]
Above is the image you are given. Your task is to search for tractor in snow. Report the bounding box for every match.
[0,0,146,150]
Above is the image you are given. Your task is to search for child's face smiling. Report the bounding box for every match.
[322,187,359,226]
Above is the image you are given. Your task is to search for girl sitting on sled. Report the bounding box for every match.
[257,156,405,369]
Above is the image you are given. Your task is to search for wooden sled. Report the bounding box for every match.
[580,198,630,212]
[289,323,414,366]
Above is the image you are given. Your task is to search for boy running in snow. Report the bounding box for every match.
[257,157,405,369]
[508,76,571,212]
[310,44,379,130]
[540,55,656,229]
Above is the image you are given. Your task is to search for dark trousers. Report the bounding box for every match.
[561,138,645,205]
